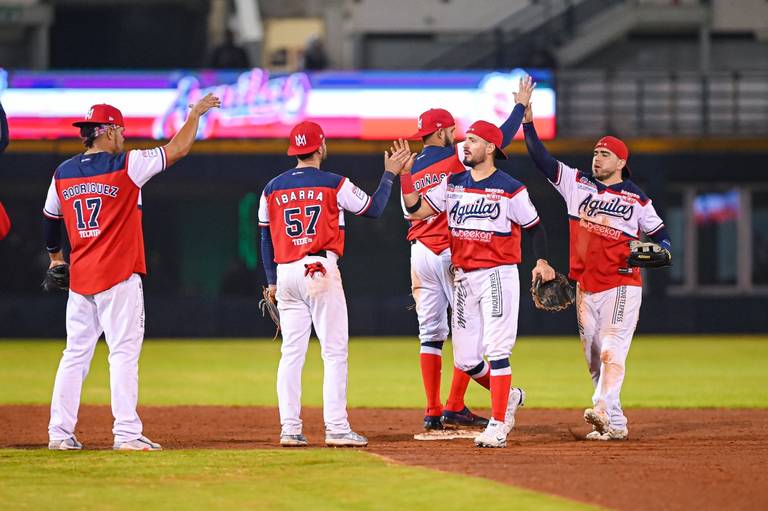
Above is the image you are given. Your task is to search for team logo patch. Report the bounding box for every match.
[295,134,307,146]
[449,198,501,224]
[352,186,367,201]
[141,148,160,158]
[578,194,634,221]
[485,187,504,202]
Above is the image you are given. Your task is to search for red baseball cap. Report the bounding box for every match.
[72,104,125,128]
[288,121,325,156]
[409,108,456,139]
[594,136,631,177]
[466,120,507,160]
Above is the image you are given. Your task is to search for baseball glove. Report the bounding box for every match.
[628,240,671,268]
[42,263,70,292]
[258,286,280,340]
[531,273,575,312]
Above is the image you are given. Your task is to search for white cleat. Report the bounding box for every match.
[585,428,604,440]
[474,419,509,448]
[505,387,526,431]
[113,435,162,451]
[48,436,83,451]
[280,433,309,447]
[584,408,611,435]
[325,431,368,447]
[599,428,629,441]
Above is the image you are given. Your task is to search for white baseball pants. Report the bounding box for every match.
[577,284,642,430]
[49,273,146,444]
[410,241,453,351]
[276,253,351,436]
[451,265,520,371]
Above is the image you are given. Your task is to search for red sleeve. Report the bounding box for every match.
[0,202,11,240]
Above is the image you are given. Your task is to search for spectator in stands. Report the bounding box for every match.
[302,36,328,71]
[209,29,250,69]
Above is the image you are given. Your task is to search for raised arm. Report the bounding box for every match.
[162,93,221,167]
[522,103,559,181]
[499,75,536,147]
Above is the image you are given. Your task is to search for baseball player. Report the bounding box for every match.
[399,117,557,448]
[522,94,672,440]
[405,81,534,433]
[259,121,404,448]
[0,99,10,240]
[43,94,221,450]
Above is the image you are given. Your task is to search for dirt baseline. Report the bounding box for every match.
[2,405,767,511]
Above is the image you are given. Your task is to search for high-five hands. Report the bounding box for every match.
[384,138,416,175]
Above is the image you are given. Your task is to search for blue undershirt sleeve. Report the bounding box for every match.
[360,172,396,219]
[499,103,526,147]
[43,217,63,253]
[523,122,559,181]
[260,226,277,285]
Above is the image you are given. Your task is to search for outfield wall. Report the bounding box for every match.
[2,148,767,337]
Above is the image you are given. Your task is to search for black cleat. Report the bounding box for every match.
[423,415,444,431]
[442,407,489,430]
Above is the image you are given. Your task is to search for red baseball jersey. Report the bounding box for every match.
[43,148,167,295]
[424,169,540,271]
[258,167,373,263]
[549,162,665,292]
[401,145,466,254]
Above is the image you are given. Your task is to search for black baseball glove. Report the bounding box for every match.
[628,240,671,268]
[531,273,575,312]
[258,286,280,340]
[42,263,70,292]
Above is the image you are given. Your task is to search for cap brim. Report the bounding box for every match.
[287,144,322,156]
[72,120,102,128]
[407,129,436,140]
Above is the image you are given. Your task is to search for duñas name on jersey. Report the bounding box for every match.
[402,145,465,254]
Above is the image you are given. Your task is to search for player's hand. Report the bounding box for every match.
[523,102,533,123]
[267,285,277,304]
[513,75,536,107]
[189,93,222,117]
[384,138,413,175]
[532,259,556,283]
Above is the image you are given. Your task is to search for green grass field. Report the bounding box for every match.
[2,336,766,408]
[1,335,766,510]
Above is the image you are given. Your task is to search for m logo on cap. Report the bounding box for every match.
[85,108,94,120]
[417,117,423,130]
[295,134,307,147]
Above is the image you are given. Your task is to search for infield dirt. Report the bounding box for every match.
[2,405,766,511]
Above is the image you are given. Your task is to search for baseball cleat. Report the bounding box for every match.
[584,408,611,435]
[48,436,82,451]
[423,415,444,431]
[474,419,508,448]
[280,433,309,447]
[325,431,368,447]
[504,387,526,431]
[113,435,162,451]
[585,428,604,440]
[600,428,629,441]
[442,407,489,430]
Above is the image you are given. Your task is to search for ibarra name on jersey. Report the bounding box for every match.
[61,182,120,201]
[273,189,325,206]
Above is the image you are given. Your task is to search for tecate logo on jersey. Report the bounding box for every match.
[449,198,501,224]
[578,194,635,221]
[153,69,311,139]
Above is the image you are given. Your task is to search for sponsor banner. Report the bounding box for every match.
[0,68,556,141]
